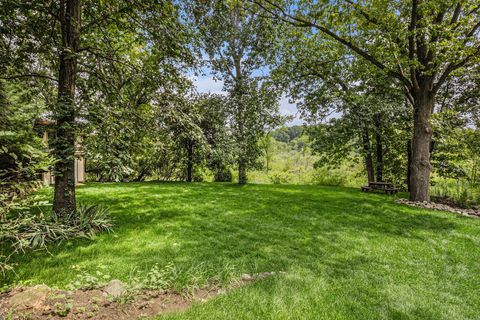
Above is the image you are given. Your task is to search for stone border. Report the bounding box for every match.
[395,198,480,218]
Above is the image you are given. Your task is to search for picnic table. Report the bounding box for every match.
[361,181,398,195]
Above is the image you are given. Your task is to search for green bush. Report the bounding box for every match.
[2,204,113,253]
[1,215,78,253]
[310,168,348,186]
[0,81,51,184]
[214,168,233,182]
[56,203,114,236]
[269,172,292,184]
[0,180,44,220]
[431,179,479,208]
[0,203,113,276]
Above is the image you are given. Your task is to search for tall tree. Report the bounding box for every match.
[53,0,81,215]
[255,0,480,201]
[1,0,191,214]
[195,94,234,181]
[191,0,282,184]
[271,34,408,185]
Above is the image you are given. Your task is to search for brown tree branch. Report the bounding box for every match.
[1,73,58,82]
[450,4,462,25]
[250,0,412,88]
[408,0,419,90]
[433,46,480,94]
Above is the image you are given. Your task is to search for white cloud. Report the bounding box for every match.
[193,75,225,95]
[279,95,303,126]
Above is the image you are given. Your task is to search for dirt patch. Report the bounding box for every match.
[0,272,282,319]
[1,287,194,319]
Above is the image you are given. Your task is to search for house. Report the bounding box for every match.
[36,119,85,185]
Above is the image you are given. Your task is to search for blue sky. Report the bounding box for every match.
[192,74,304,126]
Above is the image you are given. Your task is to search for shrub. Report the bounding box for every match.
[310,168,348,186]
[0,203,113,276]
[0,215,78,253]
[214,168,233,182]
[0,180,43,220]
[269,172,292,184]
[430,179,479,209]
[53,203,113,237]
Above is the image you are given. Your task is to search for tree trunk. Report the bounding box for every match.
[374,114,383,182]
[135,167,148,182]
[362,129,375,183]
[232,53,248,185]
[409,88,434,202]
[472,154,478,185]
[186,141,194,182]
[238,160,247,184]
[406,139,412,192]
[265,148,270,175]
[53,0,81,217]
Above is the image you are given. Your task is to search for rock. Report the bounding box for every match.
[258,272,270,277]
[396,198,479,218]
[240,274,253,281]
[103,280,126,298]
[9,285,51,310]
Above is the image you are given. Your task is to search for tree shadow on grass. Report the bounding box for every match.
[2,183,476,290]
[164,252,469,320]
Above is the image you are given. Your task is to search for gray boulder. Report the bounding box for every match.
[9,285,51,309]
[103,279,126,298]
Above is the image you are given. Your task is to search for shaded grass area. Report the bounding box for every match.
[2,182,480,319]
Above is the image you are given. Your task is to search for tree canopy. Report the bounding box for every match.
[1,0,479,215]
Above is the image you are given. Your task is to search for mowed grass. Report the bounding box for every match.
[3,182,480,319]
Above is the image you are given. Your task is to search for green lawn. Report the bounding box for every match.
[3,182,480,319]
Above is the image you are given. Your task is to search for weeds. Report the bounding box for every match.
[431,179,480,208]
[65,260,239,298]
[68,264,111,290]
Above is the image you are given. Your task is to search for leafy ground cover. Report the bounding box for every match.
[2,182,480,319]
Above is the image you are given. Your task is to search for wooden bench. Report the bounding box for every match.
[385,188,399,195]
[361,182,398,195]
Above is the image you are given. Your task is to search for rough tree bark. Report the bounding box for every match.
[135,167,148,182]
[362,129,375,183]
[374,114,383,182]
[409,86,435,202]
[406,139,412,192]
[233,47,248,185]
[53,0,81,216]
[238,159,247,184]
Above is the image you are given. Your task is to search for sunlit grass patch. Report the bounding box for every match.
[2,182,480,319]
